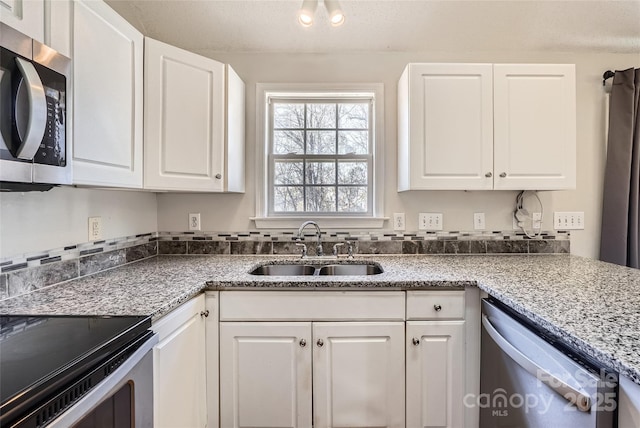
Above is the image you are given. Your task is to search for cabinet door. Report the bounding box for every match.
[220,322,313,428]
[0,0,44,42]
[619,375,640,428]
[144,37,225,191]
[398,63,493,191]
[152,294,207,428]
[72,0,143,188]
[313,322,405,428]
[406,321,465,428]
[493,64,576,190]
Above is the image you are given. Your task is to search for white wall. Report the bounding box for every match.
[0,187,157,258]
[156,50,639,259]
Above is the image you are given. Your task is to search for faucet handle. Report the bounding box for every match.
[346,241,354,259]
[332,242,344,257]
[295,239,307,259]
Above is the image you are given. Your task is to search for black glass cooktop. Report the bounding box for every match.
[0,315,151,425]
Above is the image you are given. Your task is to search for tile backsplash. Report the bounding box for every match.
[1,229,569,301]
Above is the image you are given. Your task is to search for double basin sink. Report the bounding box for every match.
[250,262,383,276]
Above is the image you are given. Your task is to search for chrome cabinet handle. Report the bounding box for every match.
[215,173,222,179]
[412,337,420,346]
[485,172,492,178]
[317,339,324,347]
[500,172,507,178]
[299,339,306,347]
[200,310,209,318]
[14,57,47,160]
[433,304,442,312]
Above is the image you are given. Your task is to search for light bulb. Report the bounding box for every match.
[298,0,318,27]
[324,0,345,26]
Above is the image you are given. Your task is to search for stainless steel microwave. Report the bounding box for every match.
[0,23,71,191]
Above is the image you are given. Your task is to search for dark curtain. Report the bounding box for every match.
[600,68,640,267]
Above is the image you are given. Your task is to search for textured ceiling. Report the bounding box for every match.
[105,0,640,54]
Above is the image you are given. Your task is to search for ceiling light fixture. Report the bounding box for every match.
[297,0,344,27]
[298,0,318,27]
[324,0,345,26]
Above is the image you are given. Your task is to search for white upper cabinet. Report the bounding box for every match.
[1,0,71,57]
[72,0,143,188]
[398,63,494,191]
[398,63,576,191]
[493,64,576,190]
[0,0,44,42]
[144,37,245,192]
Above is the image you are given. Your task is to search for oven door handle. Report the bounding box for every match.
[14,57,47,160]
[47,333,158,428]
[482,314,592,412]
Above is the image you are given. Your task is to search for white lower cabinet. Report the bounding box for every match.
[219,321,405,428]
[406,321,465,428]
[219,291,406,428]
[152,294,209,428]
[313,322,405,428]
[219,322,313,428]
[218,289,479,428]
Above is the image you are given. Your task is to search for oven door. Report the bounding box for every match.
[47,333,157,428]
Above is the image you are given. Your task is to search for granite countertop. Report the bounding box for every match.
[1,254,639,386]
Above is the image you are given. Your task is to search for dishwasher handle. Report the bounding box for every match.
[482,314,591,412]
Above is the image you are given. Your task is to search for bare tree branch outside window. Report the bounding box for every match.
[269,98,373,215]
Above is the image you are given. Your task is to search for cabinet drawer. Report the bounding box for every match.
[406,290,465,320]
[220,291,405,321]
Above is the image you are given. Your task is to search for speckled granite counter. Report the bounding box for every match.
[1,254,639,386]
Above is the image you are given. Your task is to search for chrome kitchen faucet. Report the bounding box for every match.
[297,220,323,257]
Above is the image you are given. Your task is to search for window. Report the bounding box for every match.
[254,84,385,229]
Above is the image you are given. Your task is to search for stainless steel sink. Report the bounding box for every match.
[317,264,383,276]
[249,263,383,276]
[249,264,317,276]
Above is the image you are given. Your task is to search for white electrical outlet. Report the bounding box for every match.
[473,213,486,230]
[88,217,102,241]
[393,213,405,231]
[189,213,201,231]
[532,212,542,230]
[554,211,584,230]
[419,213,443,231]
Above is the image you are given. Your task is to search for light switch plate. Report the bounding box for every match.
[554,212,584,230]
[419,213,443,231]
[473,213,486,230]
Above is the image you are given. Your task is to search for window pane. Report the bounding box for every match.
[306,131,336,154]
[338,104,368,129]
[338,187,368,212]
[274,161,303,184]
[273,130,304,154]
[338,162,367,185]
[274,103,305,128]
[306,187,336,212]
[338,131,368,154]
[274,186,304,212]
[307,104,336,128]
[306,161,335,185]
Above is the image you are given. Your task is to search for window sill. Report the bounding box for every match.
[251,216,388,229]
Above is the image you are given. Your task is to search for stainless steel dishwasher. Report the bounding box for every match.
[479,298,617,428]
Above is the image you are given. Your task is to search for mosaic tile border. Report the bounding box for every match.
[1,235,158,301]
[156,230,570,256]
[0,229,570,301]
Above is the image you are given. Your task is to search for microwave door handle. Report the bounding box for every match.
[14,57,47,160]
[481,314,592,412]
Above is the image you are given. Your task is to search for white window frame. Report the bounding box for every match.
[253,83,386,229]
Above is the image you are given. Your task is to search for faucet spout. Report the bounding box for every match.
[297,221,324,256]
